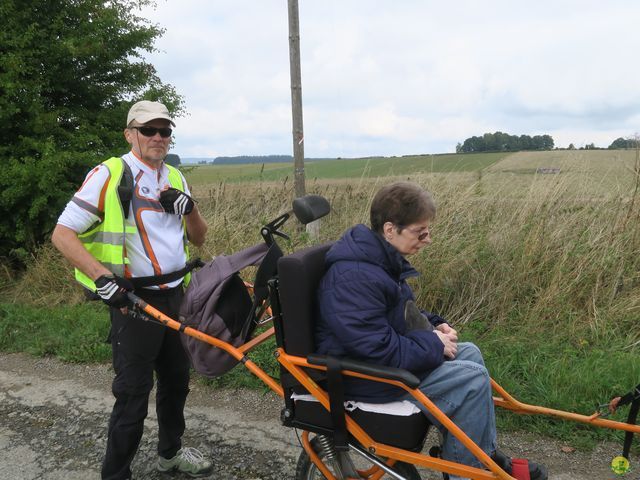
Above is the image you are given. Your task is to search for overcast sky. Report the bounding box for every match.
[140,1,640,159]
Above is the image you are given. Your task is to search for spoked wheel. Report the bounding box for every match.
[295,435,421,480]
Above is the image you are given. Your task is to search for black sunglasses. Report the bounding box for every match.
[132,126,173,138]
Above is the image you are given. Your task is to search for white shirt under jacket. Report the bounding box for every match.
[57,152,191,289]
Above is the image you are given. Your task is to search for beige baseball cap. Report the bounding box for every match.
[127,100,176,127]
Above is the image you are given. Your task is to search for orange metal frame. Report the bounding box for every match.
[277,349,510,480]
[131,295,640,480]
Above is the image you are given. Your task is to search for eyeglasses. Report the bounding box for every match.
[400,225,430,241]
[131,126,173,138]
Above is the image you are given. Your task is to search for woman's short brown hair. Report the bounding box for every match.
[370,181,436,233]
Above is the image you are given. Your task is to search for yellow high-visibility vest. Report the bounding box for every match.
[75,156,190,291]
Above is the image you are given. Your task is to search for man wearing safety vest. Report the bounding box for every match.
[52,101,211,479]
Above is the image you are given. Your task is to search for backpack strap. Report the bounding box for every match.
[128,258,204,289]
[117,158,134,219]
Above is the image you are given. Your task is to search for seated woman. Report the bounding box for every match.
[315,181,547,480]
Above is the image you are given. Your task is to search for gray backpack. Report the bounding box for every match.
[179,242,279,378]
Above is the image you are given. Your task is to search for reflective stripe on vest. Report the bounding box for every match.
[167,163,192,286]
[75,157,190,291]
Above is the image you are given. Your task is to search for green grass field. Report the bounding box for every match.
[183,152,511,185]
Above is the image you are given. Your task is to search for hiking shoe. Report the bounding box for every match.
[157,447,213,478]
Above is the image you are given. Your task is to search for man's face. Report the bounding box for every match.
[124,118,172,167]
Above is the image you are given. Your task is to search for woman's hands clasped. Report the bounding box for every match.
[434,323,458,359]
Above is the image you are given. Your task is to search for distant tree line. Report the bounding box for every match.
[567,143,600,150]
[565,138,640,150]
[608,137,640,149]
[214,155,293,165]
[184,155,340,165]
[456,132,554,153]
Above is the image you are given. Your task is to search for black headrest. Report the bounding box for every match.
[277,243,333,356]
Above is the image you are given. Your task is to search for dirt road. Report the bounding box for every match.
[0,352,630,479]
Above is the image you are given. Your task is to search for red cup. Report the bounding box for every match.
[511,458,531,480]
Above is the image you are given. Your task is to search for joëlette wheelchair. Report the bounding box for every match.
[126,195,640,480]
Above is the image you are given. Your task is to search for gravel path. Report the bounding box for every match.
[0,352,629,479]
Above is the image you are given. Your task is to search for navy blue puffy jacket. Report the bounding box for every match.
[316,224,446,402]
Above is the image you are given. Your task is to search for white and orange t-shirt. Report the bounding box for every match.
[57,152,191,289]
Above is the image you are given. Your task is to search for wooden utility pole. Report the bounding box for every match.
[288,0,306,198]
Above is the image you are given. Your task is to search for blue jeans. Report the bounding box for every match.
[403,342,496,478]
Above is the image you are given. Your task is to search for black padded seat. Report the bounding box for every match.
[294,399,429,451]
[276,243,430,451]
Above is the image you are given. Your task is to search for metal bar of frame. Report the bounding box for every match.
[491,379,640,434]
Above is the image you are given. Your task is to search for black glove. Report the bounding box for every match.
[94,274,134,308]
[159,188,195,215]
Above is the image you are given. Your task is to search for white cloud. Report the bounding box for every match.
[139,0,640,158]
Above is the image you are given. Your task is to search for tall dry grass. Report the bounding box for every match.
[412,171,640,348]
[6,155,640,351]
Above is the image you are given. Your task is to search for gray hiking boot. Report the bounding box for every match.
[157,447,213,478]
